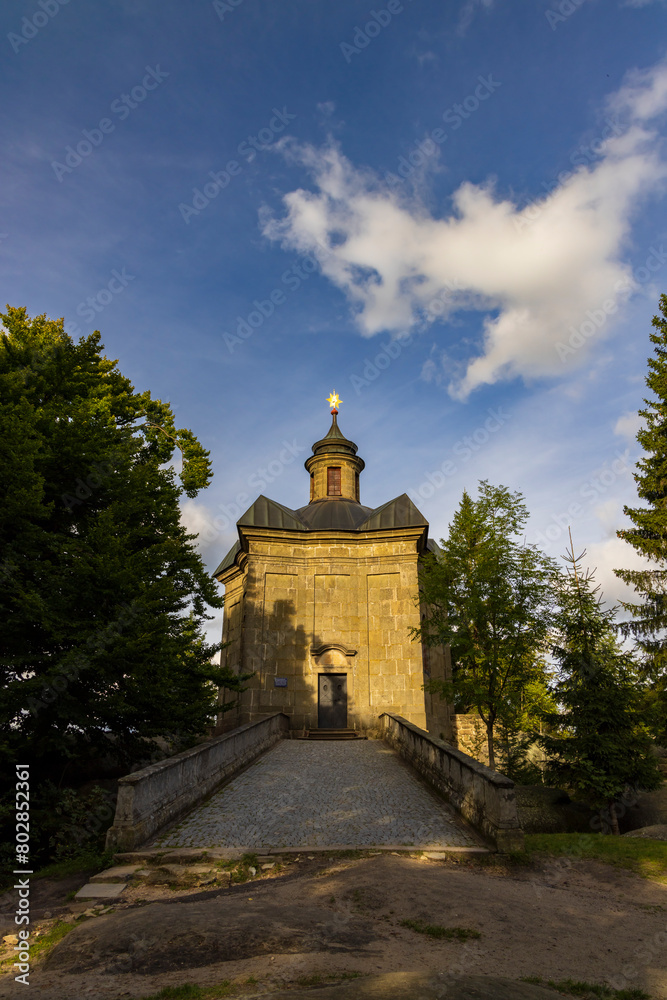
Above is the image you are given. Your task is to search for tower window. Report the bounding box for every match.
[327,467,341,496]
[310,472,315,501]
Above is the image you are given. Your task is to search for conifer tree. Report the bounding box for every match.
[0,307,246,784]
[615,294,667,734]
[414,481,557,769]
[539,538,660,832]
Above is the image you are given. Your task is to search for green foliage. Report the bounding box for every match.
[537,542,661,829]
[34,846,114,881]
[230,852,260,882]
[138,982,233,999]
[0,307,246,789]
[20,920,76,966]
[399,918,481,940]
[494,723,544,785]
[521,976,650,1000]
[414,480,558,768]
[494,673,557,782]
[615,294,667,739]
[523,832,667,881]
[44,784,114,858]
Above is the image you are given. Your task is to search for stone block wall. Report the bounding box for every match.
[219,526,430,732]
[421,639,453,742]
[451,713,488,764]
[309,456,360,501]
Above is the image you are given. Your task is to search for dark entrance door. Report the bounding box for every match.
[318,673,347,729]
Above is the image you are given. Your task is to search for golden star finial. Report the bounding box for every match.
[327,391,341,412]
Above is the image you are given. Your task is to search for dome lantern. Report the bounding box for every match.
[304,392,365,503]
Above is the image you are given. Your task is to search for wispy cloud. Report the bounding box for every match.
[620,0,666,7]
[262,59,667,400]
[458,0,496,35]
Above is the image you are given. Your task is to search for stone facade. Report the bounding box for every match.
[214,412,452,737]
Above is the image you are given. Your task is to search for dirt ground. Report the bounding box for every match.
[1,851,667,999]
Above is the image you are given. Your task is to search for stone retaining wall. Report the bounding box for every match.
[106,713,290,850]
[451,713,488,764]
[380,713,524,852]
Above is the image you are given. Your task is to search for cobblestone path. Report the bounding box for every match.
[152,740,480,850]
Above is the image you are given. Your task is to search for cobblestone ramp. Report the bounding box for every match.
[152,740,480,849]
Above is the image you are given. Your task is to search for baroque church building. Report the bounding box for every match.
[214,397,452,737]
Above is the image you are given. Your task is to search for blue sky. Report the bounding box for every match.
[2,0,667,639]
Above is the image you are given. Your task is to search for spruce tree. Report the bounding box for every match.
[539,539,660,832]
[615,294,667,734]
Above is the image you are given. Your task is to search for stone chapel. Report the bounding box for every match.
[213,396,452,737]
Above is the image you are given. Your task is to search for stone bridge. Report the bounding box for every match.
[106,714,524,855]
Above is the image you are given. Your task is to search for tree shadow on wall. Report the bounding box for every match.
[259,598,360,732]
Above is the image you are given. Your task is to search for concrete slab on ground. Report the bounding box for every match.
[74,882,126,899]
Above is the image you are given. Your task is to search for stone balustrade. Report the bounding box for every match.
[105,713,289,850]
[379,712,524,852]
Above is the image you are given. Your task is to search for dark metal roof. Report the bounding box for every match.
[213,492,430,577]
[426,537,443,558]
[296,498,374,530]
[358,494,428,531]
[310,413,359,458]
[213,539,241,577]
[237,492,427,534]
[237,495,306,531]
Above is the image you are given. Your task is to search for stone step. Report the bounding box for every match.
[303,729,367,741]
[90,865,141,883]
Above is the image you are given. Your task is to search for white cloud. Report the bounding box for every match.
[263,59,667,399]
[585,533,650,613]
[180,499,236,570]
[608,60,667,121]
[614,409,645,442]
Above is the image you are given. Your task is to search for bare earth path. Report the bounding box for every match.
[11,852,667,1000]
[151,741,481,850]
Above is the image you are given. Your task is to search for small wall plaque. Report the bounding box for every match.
[274,677,287,687]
